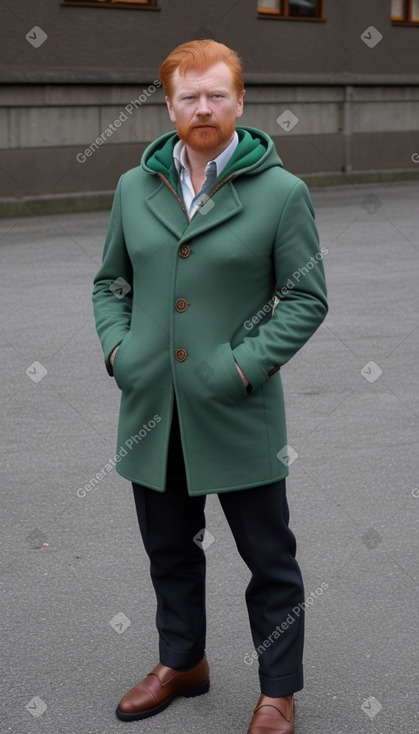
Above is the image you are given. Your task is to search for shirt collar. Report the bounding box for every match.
[173,130,239,180]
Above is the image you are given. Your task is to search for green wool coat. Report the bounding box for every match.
[92,126,328,495]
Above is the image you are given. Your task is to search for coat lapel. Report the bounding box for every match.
[181,181,243,242]
[146,177,243,243]
[145,180,189,240]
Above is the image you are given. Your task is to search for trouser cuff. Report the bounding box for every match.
[159,638,206,671]
[259,668,303,697]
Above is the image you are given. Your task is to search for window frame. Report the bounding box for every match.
[62,0,159,10]
[257,0,325,21]
[391,0,419,24]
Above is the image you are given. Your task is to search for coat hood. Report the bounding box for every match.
[141,126,284,191]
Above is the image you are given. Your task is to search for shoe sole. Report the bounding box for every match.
[115,680,210,721]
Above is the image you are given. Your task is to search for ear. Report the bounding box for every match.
[165,95,177,123]
[235,89,246,119]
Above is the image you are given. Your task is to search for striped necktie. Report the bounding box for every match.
[192,160,217,210]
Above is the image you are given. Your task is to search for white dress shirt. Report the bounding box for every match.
[173,131,239,218]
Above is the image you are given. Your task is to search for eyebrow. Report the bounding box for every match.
[178,87,230,96]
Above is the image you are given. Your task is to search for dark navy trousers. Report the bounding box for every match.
[132,404,305,697]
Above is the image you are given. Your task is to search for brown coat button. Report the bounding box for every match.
[175,298,189,312]
[179,244,191,258]
[175,348,188,362]
[268,365,281,376]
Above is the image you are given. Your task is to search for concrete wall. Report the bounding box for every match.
[1,81,419,199]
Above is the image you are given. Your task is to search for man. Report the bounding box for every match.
[92,39,327,734]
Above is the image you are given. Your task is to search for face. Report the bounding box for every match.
[165,61,245,154]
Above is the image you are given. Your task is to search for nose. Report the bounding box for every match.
[196,94,212,116]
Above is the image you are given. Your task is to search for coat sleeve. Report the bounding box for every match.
[232,179,328,390]
[92,175,133,376]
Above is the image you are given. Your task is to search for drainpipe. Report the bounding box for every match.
[343,85,353,174]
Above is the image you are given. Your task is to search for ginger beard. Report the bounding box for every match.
[175,117,237,152]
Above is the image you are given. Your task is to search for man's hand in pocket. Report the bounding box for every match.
[110,346,119,367]
[234,360,249,387]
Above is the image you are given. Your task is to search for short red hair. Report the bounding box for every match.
[159,39,244,99]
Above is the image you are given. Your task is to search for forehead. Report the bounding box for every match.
[171,61,235,94]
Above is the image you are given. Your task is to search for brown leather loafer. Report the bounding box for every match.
[247,693,295,734]
[115,656,210,721]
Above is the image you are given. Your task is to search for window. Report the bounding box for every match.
[257,0,324,20]
[63,0,159,9]
[391,0,419,23]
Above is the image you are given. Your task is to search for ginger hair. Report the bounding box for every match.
[159,39,244,99]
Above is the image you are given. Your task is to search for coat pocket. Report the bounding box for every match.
[112,330,134,390]
[204,342,248,404]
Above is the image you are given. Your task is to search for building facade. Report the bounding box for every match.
[0,0,418,211]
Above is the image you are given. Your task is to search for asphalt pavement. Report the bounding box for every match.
[1,179,418,734]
